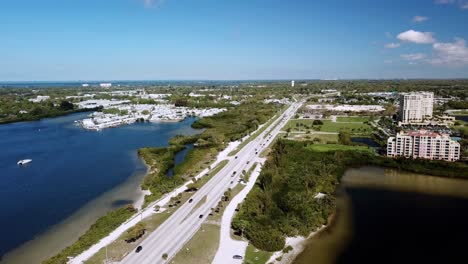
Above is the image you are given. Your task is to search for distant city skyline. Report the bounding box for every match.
[1,0,468,81]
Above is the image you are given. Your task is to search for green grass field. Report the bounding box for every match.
[244,244,272,264]
[170,223,220,264]
[336,116,370,122]
[287,132,338,143]
[306,144,374,153]
[320,121,373,134]
[283,120,373,135]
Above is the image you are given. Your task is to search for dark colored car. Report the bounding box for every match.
[189,198,193,203]
[233,255,243,260]
[199,214,204,219]
[135,246,143,253]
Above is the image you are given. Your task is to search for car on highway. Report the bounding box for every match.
[189,198,193,203]
[199,214,204,219]
[135,246,143,253]
[233,255,243,260]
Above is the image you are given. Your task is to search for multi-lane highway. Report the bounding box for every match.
[120,101,302,264]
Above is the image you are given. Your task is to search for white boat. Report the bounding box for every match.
[17,159,32,165]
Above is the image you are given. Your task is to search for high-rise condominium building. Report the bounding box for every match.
[399,92,433,123]
[387,130,460,162]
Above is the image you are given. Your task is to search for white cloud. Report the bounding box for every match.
[430,38,468,65]
[384,43,401,49]
[413,16,429,22]
[384,60,393,64]
[435,0,468,10]
[435,0,455,4]
[401,53,427,61]
[397,30,436,44]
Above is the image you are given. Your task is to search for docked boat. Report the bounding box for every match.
[17,159,32,165]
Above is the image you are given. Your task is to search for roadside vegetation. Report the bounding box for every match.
[43,205,137,264]
[233,139,468,252]
[140,102,279,207]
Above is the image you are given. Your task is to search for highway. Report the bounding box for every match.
[119,101,302,264]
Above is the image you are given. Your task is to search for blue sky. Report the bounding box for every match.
[1,0,467,81]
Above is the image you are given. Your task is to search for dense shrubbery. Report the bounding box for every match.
[192,102,278,142]
[233,140,468,252]
[446,100,468,109]
[139,144,187,206]
[43,205,136,264]
[233,140,338,251]
[123,223,146,243]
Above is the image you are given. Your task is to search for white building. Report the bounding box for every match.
[387,130,460,162]
[28,96,50,103]
[291,80,295,87]
[99,83,112,88]
[399,92,433,123]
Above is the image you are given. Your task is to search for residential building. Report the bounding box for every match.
[28,95,50,103]
[387,130,460,161]
[99,83,112,88]
[399,92,433,123]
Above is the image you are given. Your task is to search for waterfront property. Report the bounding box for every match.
[387,130,460,161]
[398,92,434,124]
[78,104,226,130]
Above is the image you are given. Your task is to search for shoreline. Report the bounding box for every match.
[0,156,148,264]
[266,225,328,264]
[68,139,242,263]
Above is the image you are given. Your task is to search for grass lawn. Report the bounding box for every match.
[306,144,374,153]
[320,121,373,135]
[283,120,373,136]
[244,244,272,264]
[336,116,370,122]
[287,132,338,143]
[281,119,316,131]
[170,223,220,264]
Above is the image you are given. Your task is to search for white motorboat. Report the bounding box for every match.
[17,159,32,165]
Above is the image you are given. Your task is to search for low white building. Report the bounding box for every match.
[307,104,384,112]
[387,130,460,162]
[28,96,50,103]
[77,99,131,109]
[99,83,112,88]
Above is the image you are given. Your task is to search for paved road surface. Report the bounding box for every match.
[119,102,302,264]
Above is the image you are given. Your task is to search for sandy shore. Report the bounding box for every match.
[68,139,241,263]
[0,161,148,264]
[266,226,327,264]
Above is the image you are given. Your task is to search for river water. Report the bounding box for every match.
[293,166,468,264]
[0,113,200,263]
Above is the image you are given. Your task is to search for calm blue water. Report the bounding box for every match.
[167,143,194,177]
[0,113,200,258]
[351,137,380,148]
[456,115,468,122]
